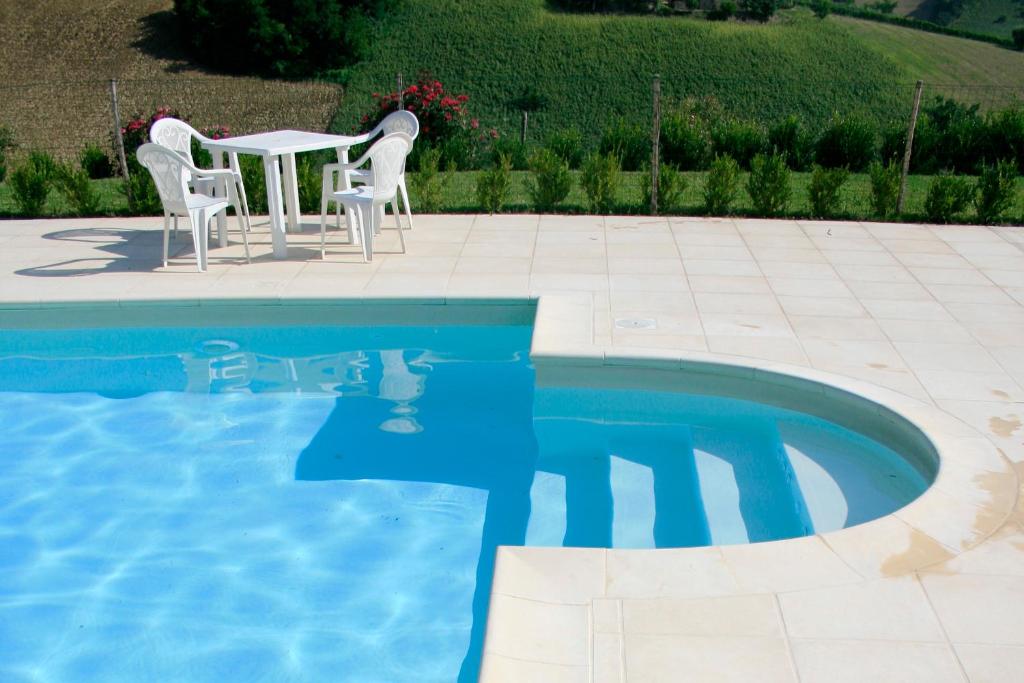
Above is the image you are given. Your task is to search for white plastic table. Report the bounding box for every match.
[202,130,357,259]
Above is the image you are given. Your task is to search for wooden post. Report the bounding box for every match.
[896,80,924,215]
[109,78,131,202]
[650,75,661,215]
[396,73,404,109]
[521,110,528,145]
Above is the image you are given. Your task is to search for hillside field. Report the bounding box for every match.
[334,0,1024,146]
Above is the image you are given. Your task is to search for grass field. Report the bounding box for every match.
[838,16,1024,100]
[949,0,1024,40]
[335,1,915,143]
[2,173,1020,225]
[0,0,342,162]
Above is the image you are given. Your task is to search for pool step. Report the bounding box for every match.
[692,422,812,545]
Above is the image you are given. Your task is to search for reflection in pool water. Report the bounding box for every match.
[0,323,929,683]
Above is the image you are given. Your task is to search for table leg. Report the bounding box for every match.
[282,152,301,234]
[263,155,288,259]
[212,150,228,247]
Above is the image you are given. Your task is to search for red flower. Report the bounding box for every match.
[470,118,479,129]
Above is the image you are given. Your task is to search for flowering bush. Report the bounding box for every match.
[119,107,184,159]
[360,74,495,170]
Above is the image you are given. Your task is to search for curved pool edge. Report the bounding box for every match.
[0,294,1017,680]
[476,293,1022,679]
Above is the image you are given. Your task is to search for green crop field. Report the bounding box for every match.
[949,0,1024,40]
[334,0,1024,146]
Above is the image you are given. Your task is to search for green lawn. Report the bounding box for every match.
[2,173,1021,225]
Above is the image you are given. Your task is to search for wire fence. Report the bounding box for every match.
[0,77,344,163]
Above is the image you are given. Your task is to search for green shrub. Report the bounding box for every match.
[580,152,621,214]
[975,160,1018,225]
[816,115,877,171]
[545,127,585,170]
[642,163,687,213]
[54,164,102,216]
[708,0,737,19]
[174,0,383,78]
[711,119,767,170]
[924,173,974,223]
[296,154,324,213]
[1013,27,1024,50]
[810,0,830,18]
[742,0,779,21]
[747,152,791,216]
[410,147,453,213]
[476,153,513,214]
[984,106,1024,175]
[0,125,14,183]
[491,136,529,171]
[912,97,986,173]
[9,161,50,217]
[26,150,58,183]
[879,123,906,165]
[867,160,901,217]
[525,148,572,211]
[807,165,849,218]
[768,115,815,171]
[80,143,115,179]
[703,155,741,215]
[122,171,162,215]
[662,112,711,171]
[866,0,897,11]
[239,155,268,214]
[599,117,648,172]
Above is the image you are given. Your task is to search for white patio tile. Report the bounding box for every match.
[790,640,964,683]
[689,275,771,294]
[682,258,762,277]
[779,576,945,641]
[621,594,781,636]
[624,634,796,683]
[955,643,1024,683]
[920,573,1024,645]
[787,315,887,341]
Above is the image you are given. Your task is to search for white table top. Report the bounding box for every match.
[202,130,357,156]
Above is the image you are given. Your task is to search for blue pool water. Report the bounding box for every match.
[0,313,930,682]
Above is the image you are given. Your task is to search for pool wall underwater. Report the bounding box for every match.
[0,297,1016,683]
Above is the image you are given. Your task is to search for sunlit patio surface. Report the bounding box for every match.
[2,213,1023,682]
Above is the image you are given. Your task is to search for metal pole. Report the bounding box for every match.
[109,79,131,202]
[650,75,661,215]
[396,73,404,110]
[896,80,923,215]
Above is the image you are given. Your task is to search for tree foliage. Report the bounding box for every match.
[174,0,385,78]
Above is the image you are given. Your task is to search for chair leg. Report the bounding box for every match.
[399,177,414,230]
[320,171,331,259]
[173,214,178,238]
[359,205,373,263]
[231,184,251,264]
[162,213,170,267]
[186,210,206,272]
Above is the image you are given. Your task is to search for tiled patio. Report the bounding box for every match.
[1,213,1022,682]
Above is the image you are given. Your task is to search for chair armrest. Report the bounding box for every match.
[191,167,236,181]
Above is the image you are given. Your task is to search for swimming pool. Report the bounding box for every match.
[0,304,934,683]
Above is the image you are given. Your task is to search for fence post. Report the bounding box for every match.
[650,75,661,216]
[109,78,131,202]
[521,110,528,145]
[396,72,404,109]
[897,79,924,215]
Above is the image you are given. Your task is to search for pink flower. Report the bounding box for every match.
[470,118,479,129]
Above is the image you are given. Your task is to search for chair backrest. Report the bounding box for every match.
[379,111,420,141]
[367,133,413,201]
[136,143,191,214]
[149,117,203,166]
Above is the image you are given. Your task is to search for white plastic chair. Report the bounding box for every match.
[322,110,419,232]
[320,132,412,262]
[136,143,251,272]
[150,118,252,233]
